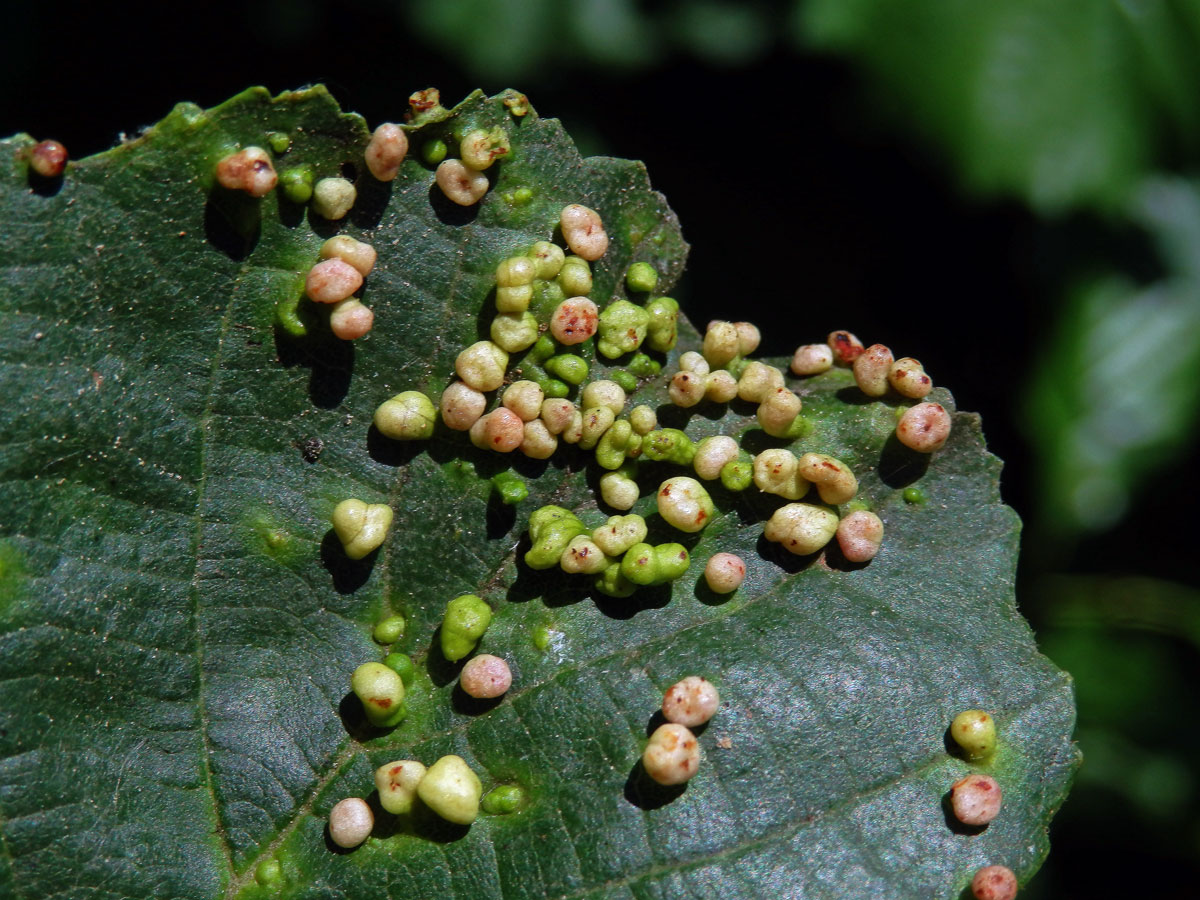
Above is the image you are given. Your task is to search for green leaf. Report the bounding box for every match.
[1024,177,1200,537]
[0,87,1074,900]
[797,0,1156,212]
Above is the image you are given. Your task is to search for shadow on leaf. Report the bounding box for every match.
[205,187,261,260]
[623,760,686,810]
[877,433,931,487]
[274,324,354,409]
[451,681,505,716]
[366,425,426,469]
[320,530,376,594]
[428,182,482,227]
[754,532,819,575]
[591,582,672,620]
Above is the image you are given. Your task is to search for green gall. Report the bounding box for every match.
[627,353,660,378]
[529,334,556,362]
[645,297,679,353]
[529,241,565,279]
[490,311,539,353]
[267,131,290,154]
[595,419,637,470]
[545,354,588,385]
[512,187,533,205]
[373,615,406,644]
[532,625,551,650]
[461,126,511,171]
[374,391,436,441]
[332,499,393,559]
[254,858,283,886]
[525,506,586,569]
[375,759,427,815]
[440,594,492,662]
[597,300,650,359]
[482,783,526,815]
[951,709,998,761]
[275,292,307,337]
[495,285,533,314]
[557,255,592,296]
[501,89,530,117]
[625,262,658,293]
[422,138,448,166]
[641,429,695,466]
[610,370,637,394]
[719,456,754,491]
[656,477,715,533]
[351,662,406,727]
[530,279,566,319]
[620,542,689,586]
[383,653,415,685]
[903,487,927,505]
[764,503,839,556]
[417,755,483,825]
[311,176,356,220]
[592,513,648,556]
[577,406,615,451]
[491,471,529,505]
[531,372,570,399]
[496,255,536,287]
[279,166,314,204]
[594,564,637,598]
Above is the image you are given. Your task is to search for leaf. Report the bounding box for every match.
[0,87,1075,900]
[1023,177,1200,537]
[797,0,1158,213]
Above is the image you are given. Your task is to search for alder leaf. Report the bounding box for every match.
[0,87,1075,900]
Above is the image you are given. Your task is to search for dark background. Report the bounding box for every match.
[5,1,1200,895]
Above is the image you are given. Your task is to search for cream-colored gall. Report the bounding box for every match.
[560,204,609,260]
[643,723,700,786]
[662,676,720,726]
